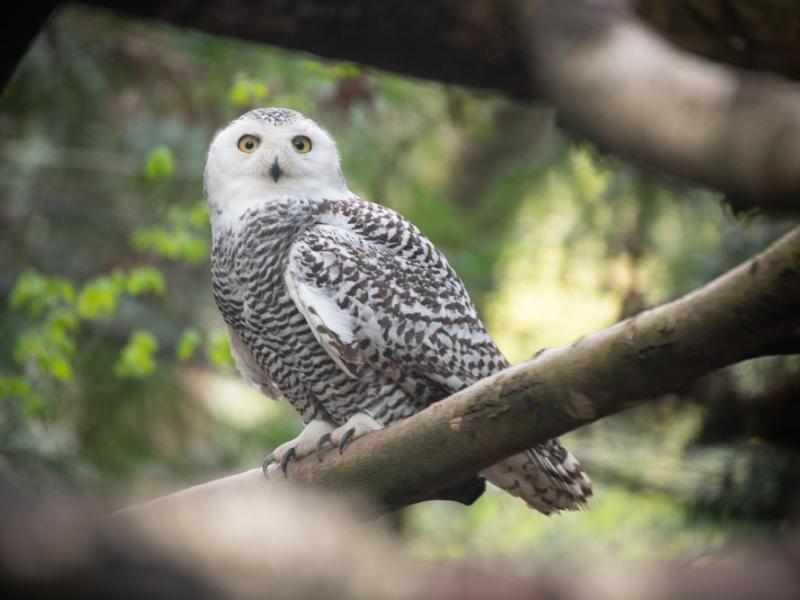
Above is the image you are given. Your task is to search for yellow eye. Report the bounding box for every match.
[237,135,260,153]
[292,135,312,153]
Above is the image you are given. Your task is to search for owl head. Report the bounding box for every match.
[204,108,347,219]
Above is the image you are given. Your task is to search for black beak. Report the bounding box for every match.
[269,158,283,182]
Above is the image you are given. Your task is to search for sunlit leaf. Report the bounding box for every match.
[115,330,160,378]
[251,80,269,100]
[131,225,208,264]
[187,202,210,229]
[206,329,234,368]
[45,355,74,381]
[228,73,269,107]
[9,271,75,316]
[126,266,166,296]
[228,75,250,107]
[176,327,201,362]
[76,277,119,320]
[144,145,175,181]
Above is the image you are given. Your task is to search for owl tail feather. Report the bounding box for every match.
[481,440,592,515]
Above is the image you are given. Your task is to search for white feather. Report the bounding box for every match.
[284,247,358,378]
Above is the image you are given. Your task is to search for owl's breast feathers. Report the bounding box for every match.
[285,198,510,392]
[211,196,507,408]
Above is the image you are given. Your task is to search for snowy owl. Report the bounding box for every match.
[204,107,592,514]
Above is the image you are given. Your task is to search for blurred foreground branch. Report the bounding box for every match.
[123,226,800,516]
[5,473,800,600]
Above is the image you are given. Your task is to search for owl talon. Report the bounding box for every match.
[280,446,296,475]
[316,432,332,461]
[262,453,276,478]
[338,427,356,454]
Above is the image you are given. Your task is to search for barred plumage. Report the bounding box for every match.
[205,108,592,514]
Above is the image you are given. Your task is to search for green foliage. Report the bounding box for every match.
[228,72,270,107]
[131,202,209,264]
[14,326,75,381]
[7,267,167,389]
[144,145,176,181]
[0,375,44,418]
[176,327,201,362]
[76,275,123,319]
[115,330,160,378]
[126,266,166,296]
[206,328,235,368]
[302,60,361,81]
[9,271,75,317]
[10,272,78,382]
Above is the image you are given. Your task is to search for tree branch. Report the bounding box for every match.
[10,473,800,600]
[121,225,800,516]
[523,0,800,211]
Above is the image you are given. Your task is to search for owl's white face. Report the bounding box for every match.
[204,108,348,230]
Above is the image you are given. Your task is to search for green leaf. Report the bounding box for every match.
[45,355,74,381]
[144,146,175,181]
[251,80,269,100]
[14,328,75,381]
[9,271,75,316]
[206,329,234,368]
[110,268,128,294]
[187,202,210,229]
[76,277,119,320]
[115,330,160,378]
[130,223,208,264]
[46,309,78,335]
[331,62,360,80]
[126,266,166,296]
[176,327,201,362]
[0,375,45,418]
[228,75,250,107]
[302,60,360,81]
[228,73,270,107]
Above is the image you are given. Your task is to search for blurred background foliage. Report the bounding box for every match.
[1,5,798,564]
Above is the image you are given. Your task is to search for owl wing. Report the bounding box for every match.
[284,198,508,397]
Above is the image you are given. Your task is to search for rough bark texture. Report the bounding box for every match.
[123,225,800,515]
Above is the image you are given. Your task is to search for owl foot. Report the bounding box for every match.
[262,419,335,479]
[314,412,384,459]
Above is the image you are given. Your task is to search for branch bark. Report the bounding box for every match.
[523,0,800,212]
[121,225,800,516]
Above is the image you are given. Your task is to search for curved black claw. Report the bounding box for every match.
[316,432,332,462]
[262,453,276,478]
[338,427,356,454]
[280,447,296,475]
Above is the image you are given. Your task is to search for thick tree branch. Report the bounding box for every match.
[9,474,800,600]
[524,0,800,211]
[122,225,800,516]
